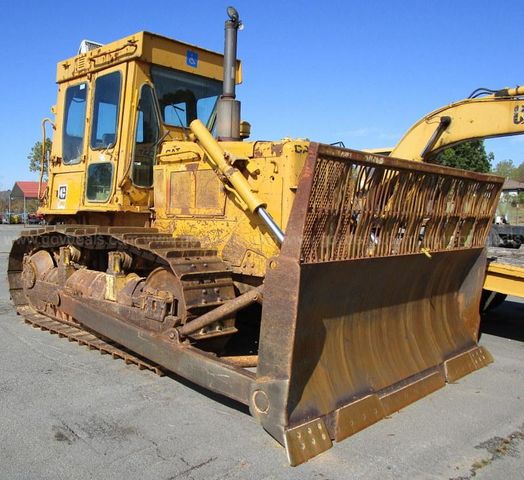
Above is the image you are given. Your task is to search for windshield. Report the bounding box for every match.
[91,71,121,150]
[151,65,222,129]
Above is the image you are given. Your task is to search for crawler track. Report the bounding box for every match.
[8,225,236,374]
[17,304,165,375]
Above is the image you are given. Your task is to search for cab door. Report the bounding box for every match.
[84,65,126,205]
[117,62,162,208]
[130,82,161,189]
[47,80,89,213]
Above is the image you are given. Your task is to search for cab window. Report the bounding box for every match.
[151,65,222,128]
[132,85,160,187]
[63,83,87,164]
[86,162,113,202]
[91,71,121,149]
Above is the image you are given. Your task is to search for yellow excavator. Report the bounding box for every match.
[384,87,524,304]
[390,86,524,161]
[9,8,504,465]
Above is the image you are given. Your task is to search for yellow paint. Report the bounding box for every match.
[42,31,241,218]
[190,119,265,213]
[484,262,524,297]
[388,89,524,299]
[56,32,241,84]
[390,88,524,161]
[153,138,309,276]
[41,29,308,277]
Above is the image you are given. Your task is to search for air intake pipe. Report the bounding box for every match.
[216,7,242,140]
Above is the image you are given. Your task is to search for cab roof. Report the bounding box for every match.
[56,31,242,84]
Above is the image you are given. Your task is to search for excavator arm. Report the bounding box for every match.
[388,86,524,304]
[390,86,524,162]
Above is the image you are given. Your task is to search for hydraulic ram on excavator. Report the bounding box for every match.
[8,7,504,466]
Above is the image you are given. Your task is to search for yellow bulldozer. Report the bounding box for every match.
[9,8,505,465]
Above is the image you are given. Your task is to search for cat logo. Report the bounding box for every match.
[58,185,67,200]
[513,105,524,125]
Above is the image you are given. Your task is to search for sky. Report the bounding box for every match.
[0,0,523,190]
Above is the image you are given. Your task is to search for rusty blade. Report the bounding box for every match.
[251,143,502,465]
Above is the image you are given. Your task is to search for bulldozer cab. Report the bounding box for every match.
[42,32,240,218]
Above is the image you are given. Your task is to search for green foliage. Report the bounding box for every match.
[491,159,524,181]
[0,190,9,213]
[517,162,524,182]
[27,139,52,180]
[437,140,493,173]
[492,159,517,178]
[0,191,39,216]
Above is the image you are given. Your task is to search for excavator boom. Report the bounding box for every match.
[390,86,524,161]
[388,86,524,304]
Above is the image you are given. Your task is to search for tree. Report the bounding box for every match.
[491,159,524,181]
[492,159,516,178]
[27,139,52,180]
[514,162,524,182]
[437,140,493,173]
[0,190,9,213]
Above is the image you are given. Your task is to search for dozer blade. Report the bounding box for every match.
[251,143,503,465]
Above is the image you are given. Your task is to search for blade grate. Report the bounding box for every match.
[300,147,502,263]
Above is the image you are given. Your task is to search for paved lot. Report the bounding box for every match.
[0,225,522,479]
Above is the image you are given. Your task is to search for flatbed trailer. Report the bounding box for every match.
[484,247,524,299]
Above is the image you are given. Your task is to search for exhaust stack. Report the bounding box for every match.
[216,7,242,140]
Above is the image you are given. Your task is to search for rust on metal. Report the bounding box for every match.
[253,143,503,464]
[283,417,332,467]
[177,285,263,338]
[17,305,165,375]
[330,394,385,442]
[8,225,255,406]
[220,355,258,368]
[444,345,494,382]
[8,143,505,467]
[299,145,501,263]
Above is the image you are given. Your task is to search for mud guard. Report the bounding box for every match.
[251,143,502,465]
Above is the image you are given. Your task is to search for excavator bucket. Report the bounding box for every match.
[251,143,503,465]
